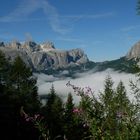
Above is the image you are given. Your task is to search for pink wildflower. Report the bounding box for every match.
[25,117,30,122]
[34,114,40,120]
[73,108,83,115]
[66,81,93,97]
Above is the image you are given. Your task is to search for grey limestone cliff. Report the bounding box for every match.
[126,41,140,59]
[0,41,89,72]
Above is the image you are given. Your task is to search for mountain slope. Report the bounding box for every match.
[92,41,140,73]
[0,41,89,73]
[126,41,140,59]
[0,40,140,75]
[93,57,137,73]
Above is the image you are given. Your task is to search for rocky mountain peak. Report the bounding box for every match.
[126,41,140,59]
[22,41,40,52]
[40,41,55,52]
[0,42,5,47]
[0,40,89,72]
[24,41,37,47]
[7,41,21,49]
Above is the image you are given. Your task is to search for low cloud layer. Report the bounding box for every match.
[35,69,136,102]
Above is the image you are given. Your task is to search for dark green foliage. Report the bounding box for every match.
[0,51,17,139]
[63,93,89,140]
[46,84,56,110]
[9,56,40,112]
[100,75,115,110]
[64,93,74,122]
[96,57,137,73]
[0,95,17,139]
[1,51,140,139]
[137,0,140,14]
[63,93,75,139]
[129,74,140,139]
[42,85,64,139]
[0,50,10,92]
[113,81,132,139]
[104,79,132,138]
[115,81,130,111]
[0,54,40,139]
[82,76,138,139]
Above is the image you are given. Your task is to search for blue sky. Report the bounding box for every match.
[0,0,139,61]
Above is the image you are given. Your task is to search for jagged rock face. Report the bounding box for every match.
[0,41,89,72]
[7,41,21,49]
[22,41,39,52]
[126,41,140,59]
[0,42,5,47]
[40,42,55,52]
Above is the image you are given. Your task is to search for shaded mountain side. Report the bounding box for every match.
[94,57,137,73]
[89,40,140,74]
[39,61,97,77]
[37,57,136,78]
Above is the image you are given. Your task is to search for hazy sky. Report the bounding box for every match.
[0,0,139,61]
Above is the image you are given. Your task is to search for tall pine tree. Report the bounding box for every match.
[64,93,75,139]
[9,56,40,113]
[43,85,64,139]
[0,50,9,92]
[99,75,117,138]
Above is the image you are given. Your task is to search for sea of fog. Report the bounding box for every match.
[34,69,138,102]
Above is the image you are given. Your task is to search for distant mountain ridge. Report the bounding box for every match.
[91,41,140,73]
[1,40,140,75]
[126,41,140,59]
[0,40,89,73]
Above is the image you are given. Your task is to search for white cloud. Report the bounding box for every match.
[61,12,115,20]
[121,25,140,32]
[0,0,70,34]
[36,69,137,103]
[41,0,71,34]
[0,0,41,22]
[0,0,115,35]
[56,37,84,43]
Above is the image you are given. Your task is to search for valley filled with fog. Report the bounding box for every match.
[35,69,137,102]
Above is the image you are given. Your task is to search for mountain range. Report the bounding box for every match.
[0,40,140,76]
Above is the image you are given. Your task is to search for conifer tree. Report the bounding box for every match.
[114,81,131,138]
[9,56,40,112]
[0,51,17,139]
[63,93,75,139]
[46,84,56,110]
[44,85,64,139]
[100,75,115,112]
[130,77,140,139]
[0,50,9,91]
[99,75,117,138]
[115,81,130,113]
[65,93,74,121]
